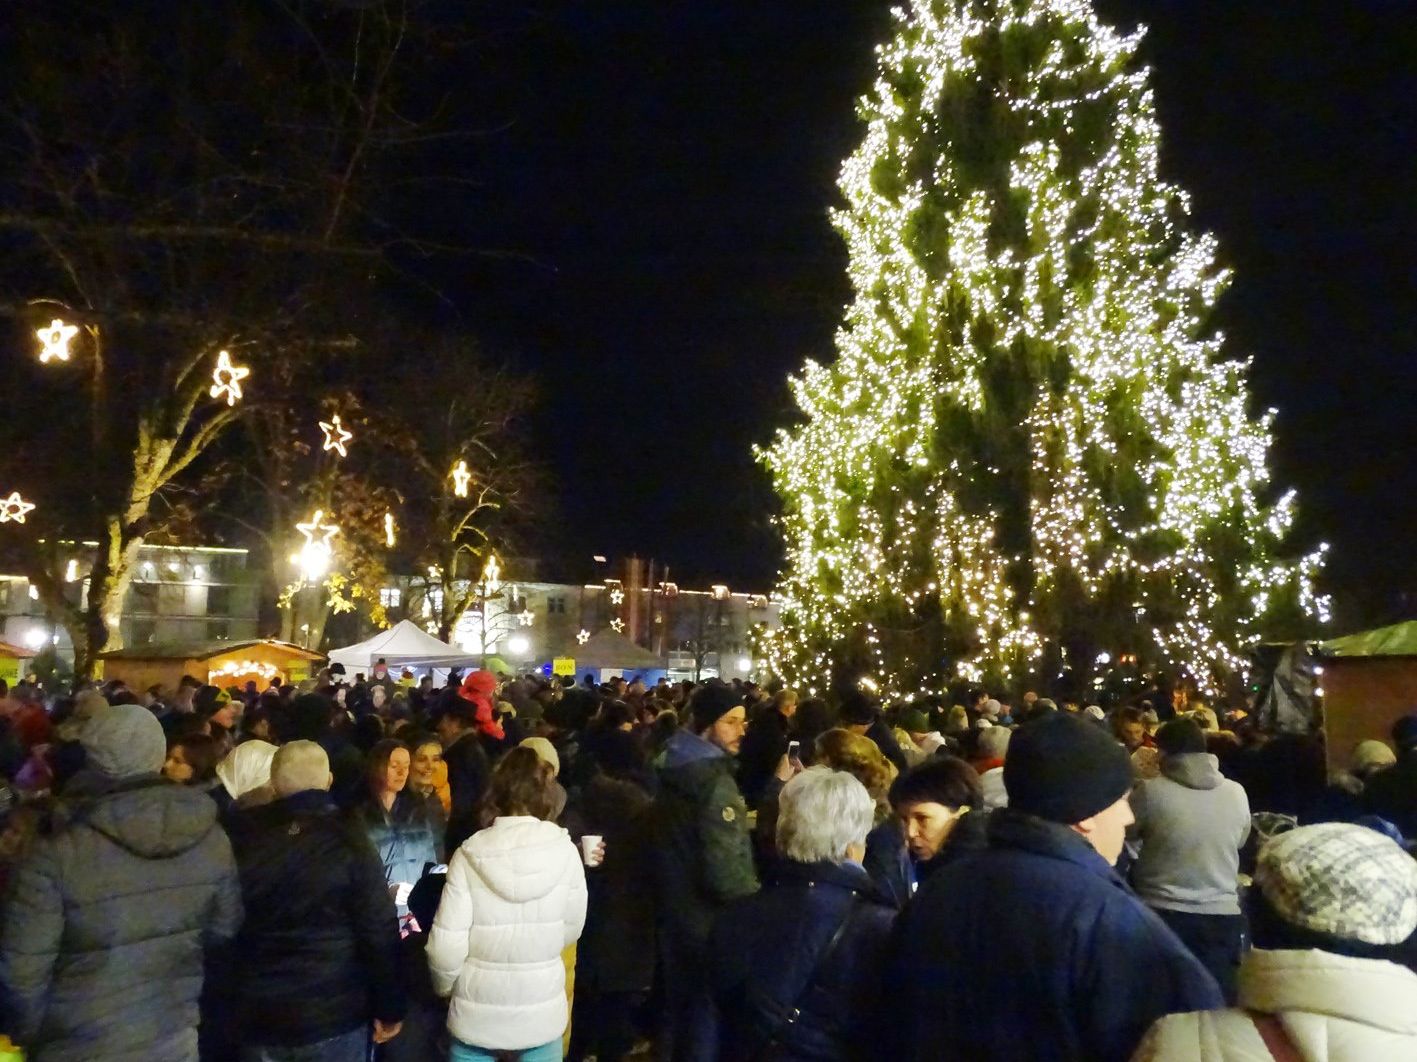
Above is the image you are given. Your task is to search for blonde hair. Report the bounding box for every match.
[814,727,897,820]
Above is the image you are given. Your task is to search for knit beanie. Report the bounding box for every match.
[1256,822,1417,947]
[1004,712,1133,825]
[1155,718,1207,757]
[689,683,743,732]
[81,704,166,780]
[899,708,931,734]
[1390,715,1417,753]
[1349,739,1396,776]
[518,736,560,776]
[838,690,880,727]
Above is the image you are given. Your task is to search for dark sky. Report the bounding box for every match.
[422,1,1414,629]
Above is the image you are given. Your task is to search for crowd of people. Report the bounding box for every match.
[0,663,1412,1061]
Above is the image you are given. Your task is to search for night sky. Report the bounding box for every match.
[412,1,1413,629]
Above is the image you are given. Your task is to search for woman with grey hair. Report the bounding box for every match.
[708,767,897,1061]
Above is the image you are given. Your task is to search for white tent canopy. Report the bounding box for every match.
[327,619,483,671]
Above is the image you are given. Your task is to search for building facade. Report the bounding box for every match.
[0,543,261,660]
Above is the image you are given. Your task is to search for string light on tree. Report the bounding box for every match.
[450,459,471,497]
[383,512,396,548]
[0,492,36,524]
[757,0,1327,700]
[609,587,624,605]
[209,350,250,407]
[610,617,625,634]
[35,319,78,363]
[319,415,353,457]
[576,629,591,645]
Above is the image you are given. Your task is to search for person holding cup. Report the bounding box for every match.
[428,747,587,1062]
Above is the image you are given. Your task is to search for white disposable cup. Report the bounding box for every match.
[581,834,604,867]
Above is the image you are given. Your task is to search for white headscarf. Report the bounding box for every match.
[216,740,278,799]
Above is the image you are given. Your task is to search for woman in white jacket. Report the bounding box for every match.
[428,745,587,1062]
[1133,822,1417,1061]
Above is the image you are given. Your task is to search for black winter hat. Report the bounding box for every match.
[838,689,880,726]
[1004,713,1133,825]
[1155,718,1207,757]
[690,682,743,732]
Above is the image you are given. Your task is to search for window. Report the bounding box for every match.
[207,618,231,640]
[547,596,566,615]
[128,583,157,615]
[206,585,233,616]
[158,584,188,615]
[131,619,157,646]
[380,587,402,609]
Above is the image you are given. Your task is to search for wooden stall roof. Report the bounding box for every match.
[101,639,323,663]
[0,641,34,659]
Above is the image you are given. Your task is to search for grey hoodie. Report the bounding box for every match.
[1130,752,1251,915]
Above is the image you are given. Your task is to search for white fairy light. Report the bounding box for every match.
[755,0,1324,700]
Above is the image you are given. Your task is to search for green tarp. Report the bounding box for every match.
[1321,620,1417,658]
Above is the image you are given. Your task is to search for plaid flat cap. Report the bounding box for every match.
[1257,822,1417,946]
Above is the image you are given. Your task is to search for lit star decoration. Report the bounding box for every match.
[756,0,1327,701]
[517,609,535,627]
[319,415,353,457]
[481,554,502,595]
[384,512,396,548]
[35,319,78,363]
[576,629,590,645]
[609,587,625,605]
[295,509,339,558]
[209,350,249,407]
[610,617,625,634]
[0,493,36,524]
[450,460,471,498]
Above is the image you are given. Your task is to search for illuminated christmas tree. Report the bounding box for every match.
[760,0,1327,698]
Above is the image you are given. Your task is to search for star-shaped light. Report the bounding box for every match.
[319,414,353,457]
[209,350,249,407]
[0,492,36,524]
[610,617,625,634]
[36,319,78,363]
[383,512,396,547]
[450,459,471,497]
[517,608,535,627]
[481,554,502,595]
[609,587,624,605]
[295,509,339,553]
[576,629,590,645]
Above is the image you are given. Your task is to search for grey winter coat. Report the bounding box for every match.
[0,777,243,1062]
[1130,753,1251,915]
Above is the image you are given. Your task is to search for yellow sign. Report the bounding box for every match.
[288,663,311,684]
[0,658,20,686]
[552,657,576,677]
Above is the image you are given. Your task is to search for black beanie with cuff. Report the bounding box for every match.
[1004,712,1133,825]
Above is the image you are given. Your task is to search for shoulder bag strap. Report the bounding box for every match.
[1249,1012,1302,1062]
[754,895,859,1059]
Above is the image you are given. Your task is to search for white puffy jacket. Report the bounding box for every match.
[427,815,588,1050]
[1132,948,1417,1061]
